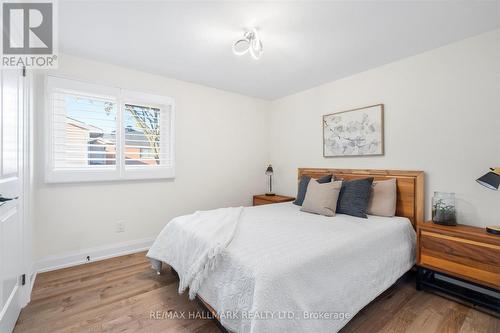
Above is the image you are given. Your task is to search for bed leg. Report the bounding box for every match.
[149,258,162,275]
[416,266,422,291]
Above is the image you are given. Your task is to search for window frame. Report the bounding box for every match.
[45,76,175,183]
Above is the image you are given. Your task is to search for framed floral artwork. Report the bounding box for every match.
[323,104,384,157]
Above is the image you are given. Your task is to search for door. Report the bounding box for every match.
[0,69,25,333]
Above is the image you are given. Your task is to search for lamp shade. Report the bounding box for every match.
[265,164,274,175]
[476,170,500,190]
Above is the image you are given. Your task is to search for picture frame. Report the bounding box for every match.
[323,104,384,157]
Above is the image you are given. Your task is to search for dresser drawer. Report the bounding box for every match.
[253,195,295,206]
[253,198,272,206]
[419,230,500,288]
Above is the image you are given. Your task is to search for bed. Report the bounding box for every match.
[148,168,425,333]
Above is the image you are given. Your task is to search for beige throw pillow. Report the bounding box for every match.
[367,178,397,217]
[300,180,342,217]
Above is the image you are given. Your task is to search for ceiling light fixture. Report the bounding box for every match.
[232,28,263,60]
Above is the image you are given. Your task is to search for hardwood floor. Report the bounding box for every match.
[14,252,499,333]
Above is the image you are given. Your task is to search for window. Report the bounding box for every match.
[123,104,162,166]
[46,76,174,183]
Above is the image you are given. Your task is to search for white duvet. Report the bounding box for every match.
[148,206,244,299]
[148,202,416,333]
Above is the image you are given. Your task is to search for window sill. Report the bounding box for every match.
[45,167,175,184]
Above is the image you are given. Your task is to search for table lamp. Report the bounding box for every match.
[476,167,500,235]
[265,164,275,196]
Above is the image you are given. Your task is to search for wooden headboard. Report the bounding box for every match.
[298,168,425,227]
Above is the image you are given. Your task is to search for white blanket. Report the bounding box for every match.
[149,203,416,333]
[147,206,243,299]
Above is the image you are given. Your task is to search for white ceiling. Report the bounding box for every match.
[59,1,500,100]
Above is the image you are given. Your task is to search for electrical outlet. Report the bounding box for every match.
[115,220,125,233]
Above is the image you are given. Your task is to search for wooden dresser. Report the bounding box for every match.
[253,194,295,206]
[416,221,500,311]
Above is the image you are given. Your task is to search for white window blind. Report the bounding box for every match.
[123,103,170,167]
[46,76,175,183]
[52,91,118,168]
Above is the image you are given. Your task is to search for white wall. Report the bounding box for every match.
[269,29,500,227]
[34,54,270,263]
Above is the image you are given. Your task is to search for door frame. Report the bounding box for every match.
[20,69,34,307]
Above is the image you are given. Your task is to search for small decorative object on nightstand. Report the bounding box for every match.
[476,167,500,235]
[265,164,275,196]
[431,192,457,226]
[253,194,295,206]
[416,221,500,312]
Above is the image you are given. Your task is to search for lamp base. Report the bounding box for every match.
[265,193,275,196]
[485,226,500,235]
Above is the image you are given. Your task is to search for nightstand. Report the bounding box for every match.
[253,194,295,206]
[416,221,500,312]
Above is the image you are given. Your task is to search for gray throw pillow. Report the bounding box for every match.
[367,179,397,217]
[293,174,333,206]
[336,177,374,218]
[300,180,342,217]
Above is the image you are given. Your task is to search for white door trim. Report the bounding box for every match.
[20,70,34,307]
